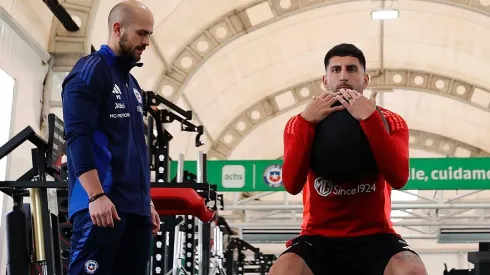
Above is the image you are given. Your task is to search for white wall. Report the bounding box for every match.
[0,69,15,182]
[0,6,50,179]
[0,3,51,270]
[0,0,53,49]
[0,68,15,230]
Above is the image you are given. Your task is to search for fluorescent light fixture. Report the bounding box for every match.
[371,9,399,20]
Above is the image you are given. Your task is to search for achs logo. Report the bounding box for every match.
[133,88,142,103]
[84,260,98,274]
[314,177,333,197]
[263,164,283,188]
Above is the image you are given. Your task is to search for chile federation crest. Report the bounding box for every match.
[263,164,283,188]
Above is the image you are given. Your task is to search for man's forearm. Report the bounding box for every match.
[361,111,409,189]
[282,115,316,195]
[78,169,104,198]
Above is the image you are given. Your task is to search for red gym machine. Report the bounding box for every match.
[150,153,216,223]
[143,90,223,275]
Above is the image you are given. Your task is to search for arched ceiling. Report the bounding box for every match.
[38,0,490,251]
[78,0,490,162]
[208,68,490,159]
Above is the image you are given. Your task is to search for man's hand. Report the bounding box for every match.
[89,195,121,227]
[150,205,160,235]
[300,91,345,124]
[336,89,378,120]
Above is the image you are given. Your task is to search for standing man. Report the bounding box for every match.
[269,44,428,275]
[62,1,160,274]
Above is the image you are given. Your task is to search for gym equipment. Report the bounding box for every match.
[161,210,277,275]
[142,90,224,275]
[0,114,66,275]
[468,242,490,275]
[0,89,224,275]
[224,237,276,275]
[443,242,490,275]
[210,225,227,275]
[444,263,474,275]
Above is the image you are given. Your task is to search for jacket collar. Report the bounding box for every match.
[98,45,143,74]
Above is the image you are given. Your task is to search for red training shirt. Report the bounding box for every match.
[282,107,409,238]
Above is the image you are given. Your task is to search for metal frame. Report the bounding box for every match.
[0,89,217,275]
[144,92,218,275]
[219,189,490,242]
[183,215,196,274]
[445,243,490,275]
[467,242,490,275]
[0,114,66,275]
[224,237,276,275]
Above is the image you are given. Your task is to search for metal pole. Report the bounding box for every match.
[223,203,490,211]
[30,188,46,261]
[220,231,224,258]
[197,151,204,183]
[213,227,218,256]
[216,228,220,259]
[197,221,203,275]
[171,228,178,275]
[177,153,184,183]
[201,222,210,275]
[228,221,490,228]
[444,190,484,203]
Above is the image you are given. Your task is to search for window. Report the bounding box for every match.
[0,68,15,181]
[0,68,15,225]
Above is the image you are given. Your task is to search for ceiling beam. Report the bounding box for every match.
[206,68,490,159]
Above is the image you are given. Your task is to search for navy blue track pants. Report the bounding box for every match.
[68,210,152,275]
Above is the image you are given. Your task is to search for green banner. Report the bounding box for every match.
[168,158,490,191]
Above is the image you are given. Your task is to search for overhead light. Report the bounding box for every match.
[371,8,399,20]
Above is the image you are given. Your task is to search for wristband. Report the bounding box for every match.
[89,193,106,203]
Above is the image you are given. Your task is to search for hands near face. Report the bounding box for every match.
[300,89,379,123]
[300,91,345,124]
[336,89,378,121]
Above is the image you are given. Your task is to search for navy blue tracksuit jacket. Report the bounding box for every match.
[62,45,151,219]
[62,45,153,274]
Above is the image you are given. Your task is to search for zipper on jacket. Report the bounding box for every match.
[124,76,145,214]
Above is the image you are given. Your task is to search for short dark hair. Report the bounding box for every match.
[323,43,366,71]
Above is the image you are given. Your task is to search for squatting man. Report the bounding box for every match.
[268,43,428,275]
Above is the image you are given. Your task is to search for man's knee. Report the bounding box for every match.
[408,266,427,275]
[385,251,427,275]
[392,265,427,275]
[269,253,313,275]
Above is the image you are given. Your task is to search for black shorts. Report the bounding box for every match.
[280,233,418,275]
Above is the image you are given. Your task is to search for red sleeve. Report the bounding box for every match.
[360,109,409,189]
[282,115,316,195]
